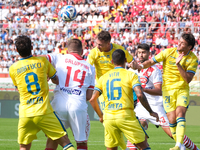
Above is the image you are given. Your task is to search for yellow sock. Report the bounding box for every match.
[63,143,75,150]
[66,147,75,150]
[169,122,177,141]
[176,117,186,144]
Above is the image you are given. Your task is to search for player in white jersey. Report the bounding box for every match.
[127,44,199,150]
[45,39,95,150]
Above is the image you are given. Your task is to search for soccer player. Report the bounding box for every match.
[89,49,159,150]
[127,43,199,150]
[87,30,134,82]
[45,39,95,150]
[130,33,198,150]
[87,30,134,149]
[9,35,75,150]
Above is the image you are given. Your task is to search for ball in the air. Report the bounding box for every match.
[60,5,77,22]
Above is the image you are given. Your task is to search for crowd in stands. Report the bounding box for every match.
[0,0,200,71]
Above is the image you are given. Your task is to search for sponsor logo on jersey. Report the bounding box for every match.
[170,56,176,59]
[60,87,82,95]
[139,76,149,88]
[26,96,43,105]
[108,103,122,110]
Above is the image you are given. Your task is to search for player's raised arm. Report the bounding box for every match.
[134,85,159,122]
[130,59,156,71]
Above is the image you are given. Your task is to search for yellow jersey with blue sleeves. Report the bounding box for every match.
[153,47,198,91]
[87,43,134,81]
[9,56,56,118]
[95,67,141,120]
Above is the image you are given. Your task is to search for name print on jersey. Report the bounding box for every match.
[65,58,89,70]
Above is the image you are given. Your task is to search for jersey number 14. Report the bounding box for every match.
[65,66,86,88]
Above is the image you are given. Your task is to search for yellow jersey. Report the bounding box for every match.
[95,67,141,120]
[87,43,133,81]
[9,56,56,118]
[153,47,198,91]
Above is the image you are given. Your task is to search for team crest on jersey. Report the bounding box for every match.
[139,76,149,88]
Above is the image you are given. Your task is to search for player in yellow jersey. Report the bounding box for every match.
[87,30,134,149]
[130,33,198,150]
[87,30,134,82]
[89,49,159,150]
[9,35,75,150]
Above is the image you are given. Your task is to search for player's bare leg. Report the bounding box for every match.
[46,135,75,150]
[134,138,151,150]
[46,138,58,150]
[20,143,31,150]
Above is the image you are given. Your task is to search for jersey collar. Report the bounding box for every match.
[114,67,124,69]
[176,49,190,56]
[19,55,33,60]
[70,53,83,60]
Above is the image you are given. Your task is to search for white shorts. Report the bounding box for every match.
[51,91,90,143]
[134,102,169,127]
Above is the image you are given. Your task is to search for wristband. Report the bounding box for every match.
[139,64,144,69]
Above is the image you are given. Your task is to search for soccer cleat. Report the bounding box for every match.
[180,144,186,150]
[169,146,180,150]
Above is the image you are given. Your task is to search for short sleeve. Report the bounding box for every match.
[153,49,168,63]
[123,48,134,63]
[46,53,58,67]
[88,65,96,89]
[151,67,163,85]
[87,49,95,66]
[46,58,57,79]
[131,73,141,89]
[94,75,103,94]
[186,57,198,74]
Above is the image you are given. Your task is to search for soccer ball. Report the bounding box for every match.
[60,5,77,22]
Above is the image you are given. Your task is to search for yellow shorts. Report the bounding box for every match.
[18,112,66,145]
[163,89,189,113]
[103,118,146,149]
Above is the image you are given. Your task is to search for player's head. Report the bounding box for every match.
[67,39,83,55]
[177,32,195,51]
[15,35,32,57]
[112,49,126,66]
[137,43,150,63]
[96,30,111,52]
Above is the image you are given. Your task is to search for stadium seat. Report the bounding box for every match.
[97,15,103,21]
[93,15,98,21]
[87,15,92,22]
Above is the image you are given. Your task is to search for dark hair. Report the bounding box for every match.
[112,49,126,65]
[15,35,32,57]
[138,43,150,52]
[181,32,195,50]
[96,30,111,43]
[67,39,82,53]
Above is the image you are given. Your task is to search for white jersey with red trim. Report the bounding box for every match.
[46,53,95,110]
[129,65,163,105]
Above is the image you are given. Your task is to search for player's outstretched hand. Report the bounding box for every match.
[150,112,159,122]
[99,117,103,123]
[176,52,184,65]
[129,60,140,70]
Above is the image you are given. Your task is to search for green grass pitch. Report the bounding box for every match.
[0,118,199,150]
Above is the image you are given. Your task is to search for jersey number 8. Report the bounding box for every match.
[25,72,41,95]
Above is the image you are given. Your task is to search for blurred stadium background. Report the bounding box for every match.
[0,0,200,129]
